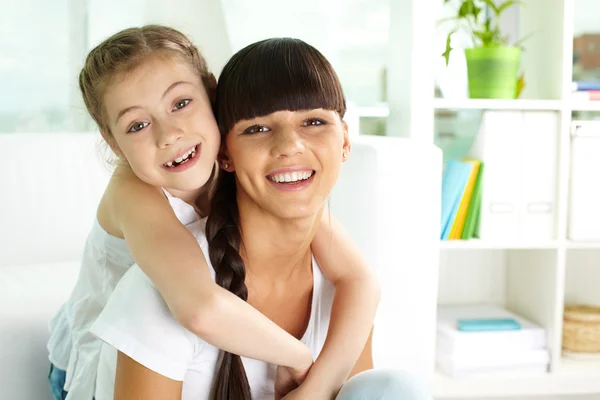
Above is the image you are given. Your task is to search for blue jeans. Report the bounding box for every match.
[336,369,432,400]
[48,364,68,400]
[49,364,430,400]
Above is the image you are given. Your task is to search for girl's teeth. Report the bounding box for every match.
[175,156,183,163]
[166,161,173,167]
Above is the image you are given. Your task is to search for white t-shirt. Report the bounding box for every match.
[90,217,335,400]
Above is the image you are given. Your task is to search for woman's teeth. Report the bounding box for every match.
[268,171,314,183]
[165,147,196,168]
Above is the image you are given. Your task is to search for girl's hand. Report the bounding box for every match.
[274,363,312,400]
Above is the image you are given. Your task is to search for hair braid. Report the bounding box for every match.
[205,172,251,400]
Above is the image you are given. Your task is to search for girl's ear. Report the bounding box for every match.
[341,121,351,162]
[100,129,124,159]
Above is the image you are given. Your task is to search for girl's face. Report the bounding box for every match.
[223,108,350,220]
[102,54,220,194]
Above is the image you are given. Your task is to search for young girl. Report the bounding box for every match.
[90,36,430,400]
[47,25,380,399]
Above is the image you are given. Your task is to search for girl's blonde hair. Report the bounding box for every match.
[79,24,214,136]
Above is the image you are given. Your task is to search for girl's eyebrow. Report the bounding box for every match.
[160,81,193,100]
[115,81,194,123]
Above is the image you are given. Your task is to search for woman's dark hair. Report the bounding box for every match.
[206,38,346,400]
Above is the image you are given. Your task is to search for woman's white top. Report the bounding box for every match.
[47,190,198,400]
[90,216,336,400]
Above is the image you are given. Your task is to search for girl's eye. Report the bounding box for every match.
[244,125,270,134]
[173,99,191,110]
[303,118,326,126]
[128,121,149,133]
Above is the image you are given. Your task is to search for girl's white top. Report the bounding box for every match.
[47,190,199,400]
[90,216,335,400]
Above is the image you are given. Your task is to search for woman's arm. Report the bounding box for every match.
[109,174,312,373]
[114,352,182,400]
[304,211,380,398]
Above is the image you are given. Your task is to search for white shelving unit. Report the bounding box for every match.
[426,0,600,398]
[378,0,600,397]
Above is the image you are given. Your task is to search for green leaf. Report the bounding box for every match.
[496,0,522,16]
[442,32,455,66]
[458,1,476,17]
[480,0,499,14]
[473,30,494,46]
[484,18,491,32]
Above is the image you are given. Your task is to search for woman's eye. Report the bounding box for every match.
[244,125,270,134]
[173,99,191,110]
[303,118,326,126]
[128,121,149,133]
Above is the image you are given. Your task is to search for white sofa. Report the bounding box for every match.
[0,132,441,399]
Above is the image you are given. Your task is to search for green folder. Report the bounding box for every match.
[462,162,484,240]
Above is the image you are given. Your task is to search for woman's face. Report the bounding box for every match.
[223,108,350,220]
[102,54,220,193]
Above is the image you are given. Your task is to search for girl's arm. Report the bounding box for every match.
[114,351,182,400]
[281,330,374,399]
[109,174,312,374]
[304,211,381,398]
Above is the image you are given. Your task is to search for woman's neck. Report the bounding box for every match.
[236,190,321,283]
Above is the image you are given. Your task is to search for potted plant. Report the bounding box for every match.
[440,0,525,99]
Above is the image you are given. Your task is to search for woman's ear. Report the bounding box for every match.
[218,148,235,172]
[341,121,351,162]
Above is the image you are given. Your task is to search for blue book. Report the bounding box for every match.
[457,318,522,332]
[441,161,473,239]
[572,81,600,91]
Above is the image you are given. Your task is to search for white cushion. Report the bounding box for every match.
[0,132,111,266]
[0,260,80,400]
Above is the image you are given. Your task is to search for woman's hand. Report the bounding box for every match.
[280,383,330,400]
[274,362,313,400]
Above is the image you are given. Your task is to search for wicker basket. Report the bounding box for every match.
[562,305,600,353]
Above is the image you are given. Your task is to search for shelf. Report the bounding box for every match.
[439,240,600,250]
[433,98,564,111]
[570,102,600,112]
[433,361,600,398]
[440,240,560,250]
[566,241,600,249]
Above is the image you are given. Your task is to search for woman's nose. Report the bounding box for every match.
[272,127,305,158]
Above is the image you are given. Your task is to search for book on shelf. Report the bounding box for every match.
[437,304,547,355]
[440,159,483,240]
[436,304,550,378]
[571,90,600,101]
[572,80,600,92]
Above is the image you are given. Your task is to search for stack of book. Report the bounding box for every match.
[440,159,483,240]
[436,304,550,377]
[572,80,600,101]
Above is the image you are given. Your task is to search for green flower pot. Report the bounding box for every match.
[465,46,521,99]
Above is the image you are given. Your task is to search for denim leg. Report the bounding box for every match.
[48,364,68,400]
[336,369,433,400]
